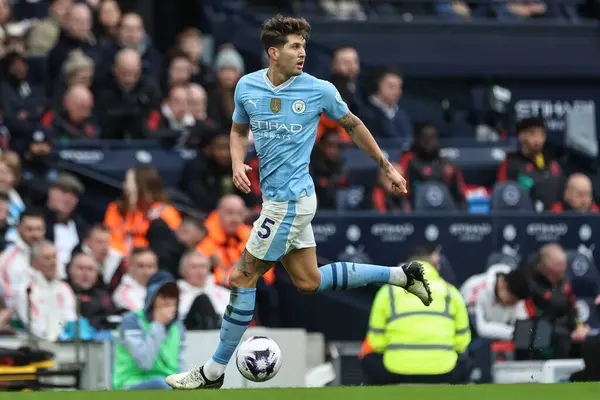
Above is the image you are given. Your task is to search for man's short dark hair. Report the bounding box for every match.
[406,245,436,261]
[19,208,45,223]
[130,247,155,258]
[375,67,402,86]
[260,15,311,53]
[85,223,109,239]
[516,116,545,135]
[504,269,530,300]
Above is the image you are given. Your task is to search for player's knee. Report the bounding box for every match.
[229,269,257,289]
[293,276,320,294]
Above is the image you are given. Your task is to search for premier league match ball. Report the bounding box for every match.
[236,336,282,382]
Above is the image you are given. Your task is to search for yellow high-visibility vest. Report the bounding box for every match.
[366,262,471,375]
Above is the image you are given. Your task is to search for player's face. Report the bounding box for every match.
[278,34,306,77]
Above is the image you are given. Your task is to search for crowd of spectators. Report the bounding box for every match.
[246,0,600,21]
[0,0,596,389]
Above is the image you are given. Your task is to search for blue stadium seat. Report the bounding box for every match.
[577,297,600,330]
[566,249,600,298]
[343,148,403,187]
[490,181,533,211]
[414,182,458,211]
[335,187,366,211]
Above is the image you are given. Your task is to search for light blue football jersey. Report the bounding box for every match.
[233,69,349,202]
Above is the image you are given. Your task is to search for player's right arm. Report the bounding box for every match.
[231,79,252,194]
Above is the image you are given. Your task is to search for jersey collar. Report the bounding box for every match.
[263,69,297,93]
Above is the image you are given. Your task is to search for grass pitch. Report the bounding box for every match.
[5,383,600,400]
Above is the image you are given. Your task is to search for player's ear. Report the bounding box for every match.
[268,47,278,61]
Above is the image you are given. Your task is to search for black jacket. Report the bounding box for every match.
[46,30,100,93]
[146,218,185,278]
[43,206,90,245]
[18,155,59,208]
[95,74,161,139]
[179,155,256,213]
[520,253,579,333]
[65,277,117,330]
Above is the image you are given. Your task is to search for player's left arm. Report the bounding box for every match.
[337,111,391,172]
[322,81,406,193]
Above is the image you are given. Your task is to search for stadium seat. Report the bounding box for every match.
[566,249,600,298]
[414,182,458,211]
[336,187,367,211]
[486,251,521,269]
[577,297,600,330]
[490,181,533,211]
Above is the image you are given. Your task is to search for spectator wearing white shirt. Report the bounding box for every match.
[177,251,229,329]
[112,247,158,312]
[76,223,125,291]
[16,240,77,342]
[0,209,45,306]
[460,264,530,340]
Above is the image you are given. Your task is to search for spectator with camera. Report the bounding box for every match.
[113,270,185,390]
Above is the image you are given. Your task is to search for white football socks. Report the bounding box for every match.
[203,359,226,380]
[389,266,407,287]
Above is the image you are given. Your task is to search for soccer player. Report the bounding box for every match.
[166,15,433,390]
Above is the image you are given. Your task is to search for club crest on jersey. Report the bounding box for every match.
[270,98,282,114]
[292,100,306,114]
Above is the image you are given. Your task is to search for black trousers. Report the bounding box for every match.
[361,353,466,385]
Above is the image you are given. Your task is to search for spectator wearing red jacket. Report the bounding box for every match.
[399,123,466,208]
[551,173,599,213]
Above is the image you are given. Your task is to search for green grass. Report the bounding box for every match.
[3,383,600,400]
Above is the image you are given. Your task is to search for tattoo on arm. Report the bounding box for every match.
[337,112,362,136]
[379,156,391,171]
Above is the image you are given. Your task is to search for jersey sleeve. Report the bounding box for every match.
[321,80,349,121]
[232,79,249,124]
